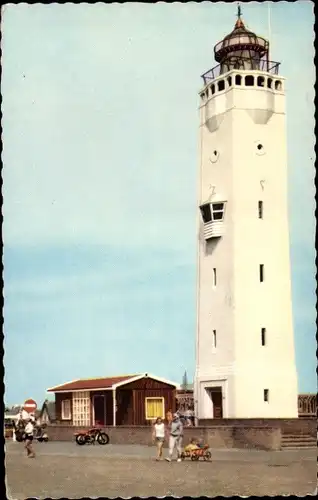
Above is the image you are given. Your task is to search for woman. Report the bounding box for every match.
[152,417,165,461]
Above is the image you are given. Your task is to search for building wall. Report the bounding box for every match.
[45,418,316,450]
[195,70,298,419]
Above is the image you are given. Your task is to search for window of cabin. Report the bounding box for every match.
[200,204,212,223]
[235,74,242,85]
[61,400,71,420]
[145,397,165,420]
[211,202,225,221]
[218,79,225,92]
[72,391,90,426]
[245,75,254,86]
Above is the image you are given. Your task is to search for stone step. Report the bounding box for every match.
[281,445,316,450]
[282,434,315,441]
[281,440,316,448]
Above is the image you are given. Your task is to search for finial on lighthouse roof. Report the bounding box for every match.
[235,3,245,29]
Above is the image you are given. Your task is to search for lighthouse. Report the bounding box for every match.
[194,7,298,419]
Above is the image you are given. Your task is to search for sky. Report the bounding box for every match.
[2,2,316,406]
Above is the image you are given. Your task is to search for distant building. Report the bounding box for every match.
[47,373,179,426]
[37,400,56,425]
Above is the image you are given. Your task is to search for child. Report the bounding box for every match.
[152,417,165,461]
[197,438,205,448]
[184,437,199,453]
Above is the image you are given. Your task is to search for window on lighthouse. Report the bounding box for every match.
[200,202,225,223]
[261,328,266,346]
[213,268,217,287]
[212,330,217,348]
[212,203,225,221]
[258,201,263,219]
[200,204,212,223]
[260,264,264,282]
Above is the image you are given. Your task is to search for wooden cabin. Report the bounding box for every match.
[47,373,179,427]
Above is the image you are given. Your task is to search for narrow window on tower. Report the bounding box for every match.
[259,264,264,282]
[261,328,266,346]
[264,389,269,402]
[258,201,263,219]
[213,330,217,349]
[213,268,217,287]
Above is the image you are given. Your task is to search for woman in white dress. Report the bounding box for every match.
[152,417,166,461]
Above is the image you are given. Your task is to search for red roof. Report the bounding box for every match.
[47,375,138,392]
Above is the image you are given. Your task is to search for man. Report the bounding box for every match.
[24,415,36,458]
[165,413,183,462]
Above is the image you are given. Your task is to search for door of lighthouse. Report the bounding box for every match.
[210,387,223,418]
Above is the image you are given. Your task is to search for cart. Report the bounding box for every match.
[181,444,212,461]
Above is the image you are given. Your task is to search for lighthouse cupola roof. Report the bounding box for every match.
[214,5,269,67]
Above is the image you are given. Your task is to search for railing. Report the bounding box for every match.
[298,394,317,418]
[201,59,280,85]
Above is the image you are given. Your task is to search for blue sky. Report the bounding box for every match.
[2,2,315,406]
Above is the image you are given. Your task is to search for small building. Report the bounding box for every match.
[47,373,179,426]
[37,400,56,425]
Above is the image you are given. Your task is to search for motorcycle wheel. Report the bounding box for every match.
[97,432,109,445]
[76,434,86,445]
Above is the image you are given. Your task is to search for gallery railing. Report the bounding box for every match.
[201,59,280,85]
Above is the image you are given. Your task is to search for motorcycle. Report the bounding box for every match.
[74,427,109,446]
[34,423,49,442]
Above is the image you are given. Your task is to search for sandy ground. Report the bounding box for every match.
[5,441,317,498]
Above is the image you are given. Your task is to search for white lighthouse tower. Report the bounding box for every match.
[194,8,298,419]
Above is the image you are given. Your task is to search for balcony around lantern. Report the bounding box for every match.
[201,58,280,86]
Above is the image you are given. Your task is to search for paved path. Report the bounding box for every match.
[5,440,316,462]
[5,441,317,499]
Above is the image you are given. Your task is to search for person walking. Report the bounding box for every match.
[165,413,183,462]
[152,417,165,461]
[24,415,35,458]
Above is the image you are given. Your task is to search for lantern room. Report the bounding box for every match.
[201,6,280,85]
[214,6,269,75]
